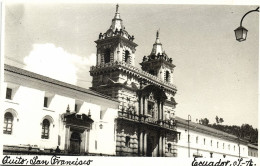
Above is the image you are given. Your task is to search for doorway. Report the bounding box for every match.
[147,136,154,157]
[70,132,81,154]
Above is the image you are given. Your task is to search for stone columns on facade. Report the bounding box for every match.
[144,132,147,156]
[97,53,101,65]
[139,131,143,156]
[64,126,70,153]
[158,102,161,120]
[86,129,90,153]
[144,97,147,115]
[80,130,86,154]
[161,102,164,121]
[162,135,166,157]
[139,96,143,116]
[158,135,162,157]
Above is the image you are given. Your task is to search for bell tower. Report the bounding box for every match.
[140,30,175,84]
[95,4,137,67]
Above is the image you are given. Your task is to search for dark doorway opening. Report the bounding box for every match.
[147,136,154,157]
[70,132,81,154]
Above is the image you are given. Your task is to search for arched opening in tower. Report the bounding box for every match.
[166,71,170,82]
[104,48,111,63]
[125,50,130,63]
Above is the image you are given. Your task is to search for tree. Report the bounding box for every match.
[219,118,224,124]
[200,118,209,125]
[215,116,219,124]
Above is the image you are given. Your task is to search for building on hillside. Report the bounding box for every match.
[175,117,249,159]
[90,4,179,157]
[2,64,118,155]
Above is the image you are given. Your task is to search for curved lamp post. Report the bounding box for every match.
[234,7,259,42]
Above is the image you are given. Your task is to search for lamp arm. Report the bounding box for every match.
[240,7,259,27]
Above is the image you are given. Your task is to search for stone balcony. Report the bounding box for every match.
[90,61,177,91]
[117,110,177,131]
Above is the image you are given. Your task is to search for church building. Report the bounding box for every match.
[90,4,179,157]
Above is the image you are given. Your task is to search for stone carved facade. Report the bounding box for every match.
[90,5,179,157]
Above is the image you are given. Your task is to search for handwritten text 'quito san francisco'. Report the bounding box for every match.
[2,155,93,165]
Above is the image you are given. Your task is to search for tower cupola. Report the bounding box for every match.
[95,4,137,67]
[140,31,175,83]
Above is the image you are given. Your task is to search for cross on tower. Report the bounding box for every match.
[116,4,119,13]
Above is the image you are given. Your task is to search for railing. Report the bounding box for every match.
[118,111,176,131]
[90,61,177,90]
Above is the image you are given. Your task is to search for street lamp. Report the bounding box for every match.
[187,115,191,157]
[234,7,259,42]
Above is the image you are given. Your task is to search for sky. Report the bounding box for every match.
[3,3,259,128]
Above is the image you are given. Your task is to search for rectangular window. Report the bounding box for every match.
[44,97,48,107]
[147,101,154,116]
[196,136,198,144]
[204,138,206,145]
[217,142,219,148]
[211,140,212,146]
[95,140,97,150]
[6,88,12,100]
[74,104,78,112]
[223,143,225,149]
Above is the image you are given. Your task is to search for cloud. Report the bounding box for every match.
[24,43,96,85]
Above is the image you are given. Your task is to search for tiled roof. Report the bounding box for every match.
[4,64,119,102]
[176,116,242,140]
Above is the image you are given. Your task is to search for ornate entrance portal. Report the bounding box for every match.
[62,111,93,155]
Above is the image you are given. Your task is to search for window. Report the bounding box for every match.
[149,70,155,75]
[211,140,212,146]
[104,48,111,63]
[196,136,198,144]
[3,112,13,134]
[217,142,219,148]
[74,104,78,113]
[168,143,172,152]
[148,101,154,116]
[165,71,170,82]
[223,143,225,149]
[228,144,230,150]
[125,136,130,147]
[204,138,206,145]
[44,97,48,107]
[125,50,130,63]
[41,119,50,139]
[6,88,12,100]
[234,145,235,151]
[210,152,213,158]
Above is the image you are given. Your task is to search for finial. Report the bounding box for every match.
[66,105,70,113]
[156,29,160,38]
[116,4,119,13]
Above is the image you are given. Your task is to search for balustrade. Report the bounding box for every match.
[118,110,176,131]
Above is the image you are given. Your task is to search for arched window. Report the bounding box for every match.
[104,48,111,63]
[3,112,13,134]
[125,50,130,63]
[41,119,50,139]
[165,71,170,82]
